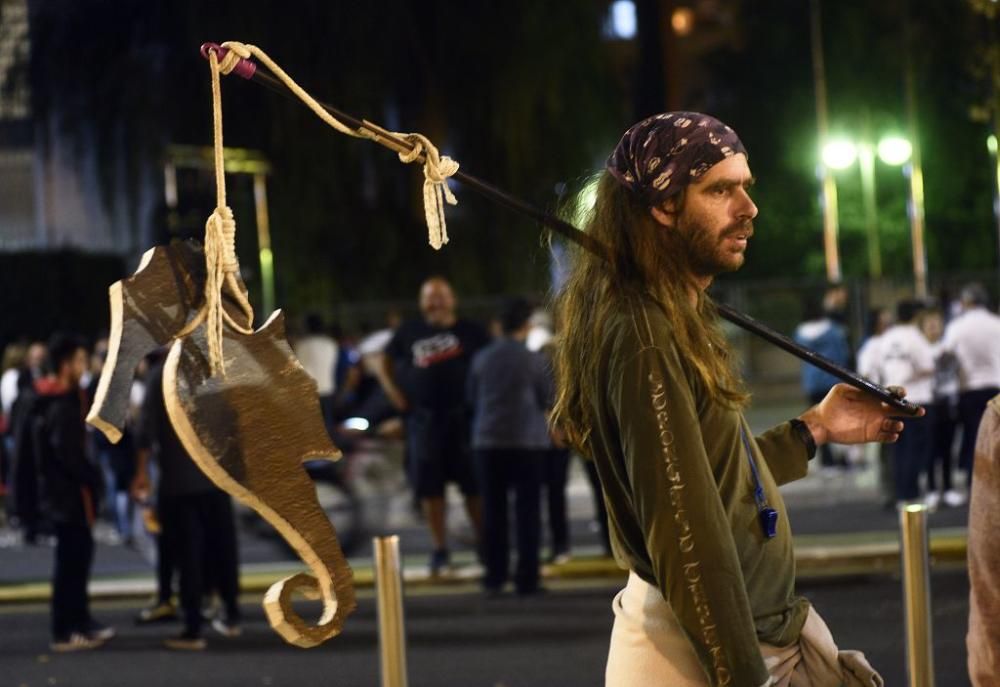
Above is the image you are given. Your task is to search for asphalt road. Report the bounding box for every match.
[0,569,972,687]
[0,489,970,587]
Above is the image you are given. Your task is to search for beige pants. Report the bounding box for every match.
[606,572,883,687]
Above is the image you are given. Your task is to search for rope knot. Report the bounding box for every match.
[399,134,459,250]
[217,41,252,75]
[215,206,239,272]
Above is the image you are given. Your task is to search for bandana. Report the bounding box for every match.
[606,112,746,207]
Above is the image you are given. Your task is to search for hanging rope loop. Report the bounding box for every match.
[193,48,255,377]
[211,40,460,250]
[195,40,465,374]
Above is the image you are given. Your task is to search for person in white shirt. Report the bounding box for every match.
[1,343,27,419]
[877,300,936,505]
[856,308,892,383]
[293,313,339,429]
[857,307,894,506]
[919,308,965,508]
[942,283,1000,486]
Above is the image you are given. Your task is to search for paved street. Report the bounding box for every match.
[0,569,972,687]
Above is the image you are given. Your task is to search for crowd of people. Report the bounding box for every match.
[370,278,610,593]
[0,274,615,651]
[2,266,997,672]
[0,335,242,652]
[3,272,997,653]
[794,282,1000,509]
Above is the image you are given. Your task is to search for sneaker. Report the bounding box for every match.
[547,550,571,566]
[135,600,177,624]
[51,632,103,653]
[211,617,243,638]
[164,631,206,651]
[943,489,967,507]
[924,492,941,511]
[201,596,221,621]
[429,548,451,577]
[86,622,116,642]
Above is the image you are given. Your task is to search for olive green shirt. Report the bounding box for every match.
[590,298,812,686]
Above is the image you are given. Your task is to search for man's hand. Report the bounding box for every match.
[798,383,924,446]
[130,471,150,503]
[386,387,409,413]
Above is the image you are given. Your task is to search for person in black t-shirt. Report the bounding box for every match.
[379,277,489,575]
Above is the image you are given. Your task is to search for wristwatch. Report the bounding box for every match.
[789,418,817,459]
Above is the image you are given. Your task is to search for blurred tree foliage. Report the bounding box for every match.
[21,0,997,313]
[25,0,625,308]
[705,0,997,282]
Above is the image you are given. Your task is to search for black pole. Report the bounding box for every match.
[207,45,921,416]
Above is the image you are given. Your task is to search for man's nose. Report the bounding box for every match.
[736,188,758,220]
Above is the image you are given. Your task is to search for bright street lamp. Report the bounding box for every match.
[877,136,913,166]
[821,134,917,281]
[822,139,858,170]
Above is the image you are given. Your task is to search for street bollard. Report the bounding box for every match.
[899,504,934,687]
[374,536,408,687]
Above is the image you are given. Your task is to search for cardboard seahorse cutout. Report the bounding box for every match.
[87,239,356,647]
[87,240,247,441]
[163,311,355,647]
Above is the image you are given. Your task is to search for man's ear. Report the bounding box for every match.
[650,198,680,228]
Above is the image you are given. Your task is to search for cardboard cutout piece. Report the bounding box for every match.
[87,240,252,442]
[163,312,355,647]
[87,241,355,647]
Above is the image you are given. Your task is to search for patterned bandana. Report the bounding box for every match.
[606,112,746,207]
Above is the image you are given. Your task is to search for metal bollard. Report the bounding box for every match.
[899,504,934,687]
[374,536,408,687]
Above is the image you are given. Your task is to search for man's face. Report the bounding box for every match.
[661,154,758,280]
[27,343,46,370]
[65,348,88,387]
[419,279,456,327]
[921,313,944,342]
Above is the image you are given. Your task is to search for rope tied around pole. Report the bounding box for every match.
[211,40,460,250]
[398,134,458,249]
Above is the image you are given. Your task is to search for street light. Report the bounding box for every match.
[878,136,913,166]
[822,139,858,170]
[821,134,915,281]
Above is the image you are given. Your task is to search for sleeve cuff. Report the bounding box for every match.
[788,418,817,460]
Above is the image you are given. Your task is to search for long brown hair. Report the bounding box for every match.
[550,171,748,454]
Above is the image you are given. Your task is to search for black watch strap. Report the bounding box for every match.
[789,418,817,459]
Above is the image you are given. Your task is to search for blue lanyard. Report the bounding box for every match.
[739,422,779,539]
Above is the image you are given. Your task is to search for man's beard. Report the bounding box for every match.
[676,213,753,279]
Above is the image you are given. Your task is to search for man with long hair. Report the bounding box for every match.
[552,113,915,686]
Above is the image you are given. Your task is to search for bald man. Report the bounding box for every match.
[380,277,489,575]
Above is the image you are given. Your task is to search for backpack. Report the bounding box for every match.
[7,386,52,524]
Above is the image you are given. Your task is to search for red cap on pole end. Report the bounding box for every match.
[198,42,257,80]
[230,57,256,80]
[200,42,222,60]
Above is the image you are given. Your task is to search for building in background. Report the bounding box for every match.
[0,0,156,259]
